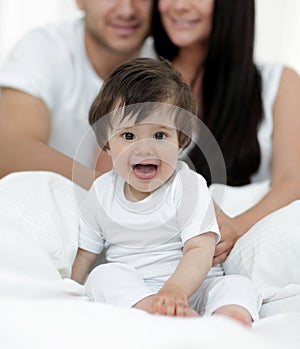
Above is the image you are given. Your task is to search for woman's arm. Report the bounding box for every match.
[235,67,300,230]
[152,232,216,316]
[214,67,300,264]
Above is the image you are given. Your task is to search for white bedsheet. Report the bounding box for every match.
[1,268,299,349]
[1,297,299,349]
[0,171,300,348]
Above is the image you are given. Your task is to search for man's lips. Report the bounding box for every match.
[110,22,140,36]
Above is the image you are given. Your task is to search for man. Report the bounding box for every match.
[0,0,154,188]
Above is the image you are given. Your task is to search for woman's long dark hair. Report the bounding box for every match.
[152,0,263,186]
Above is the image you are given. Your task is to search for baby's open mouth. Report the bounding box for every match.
[132,163,158,180]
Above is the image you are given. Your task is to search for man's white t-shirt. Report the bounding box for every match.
[78,161,220,289]
[0,17,156,167]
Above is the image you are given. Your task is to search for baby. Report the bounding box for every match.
[71,58,261,326]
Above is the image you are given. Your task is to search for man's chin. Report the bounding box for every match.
[110,42,145,57]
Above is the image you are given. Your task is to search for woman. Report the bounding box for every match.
[152,0,300,264]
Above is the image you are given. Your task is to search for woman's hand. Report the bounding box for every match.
[213,210,241,265]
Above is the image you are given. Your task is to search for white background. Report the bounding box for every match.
[0,0,300,73]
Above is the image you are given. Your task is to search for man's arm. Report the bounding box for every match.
[0,88,102,189]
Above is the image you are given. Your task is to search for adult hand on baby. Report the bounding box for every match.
[213,210,240,265]
[152,284,197,316]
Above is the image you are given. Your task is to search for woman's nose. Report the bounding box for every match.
[171,0,189,12]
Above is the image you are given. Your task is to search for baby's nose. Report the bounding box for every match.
[133,139,155,156]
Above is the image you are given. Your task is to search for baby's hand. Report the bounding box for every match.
[152,284,191,316]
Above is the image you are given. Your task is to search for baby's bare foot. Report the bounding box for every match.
[213,305,252,327]
[229,312,252,327]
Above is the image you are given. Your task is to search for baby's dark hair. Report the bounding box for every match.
[89,57,196,150]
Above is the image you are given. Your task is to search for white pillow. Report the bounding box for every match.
[209,180,270,217]
[0,171,82,278]
[211,182,300,301]
[222,201,300,300]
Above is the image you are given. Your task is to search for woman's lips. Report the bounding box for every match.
[171,18,200,29]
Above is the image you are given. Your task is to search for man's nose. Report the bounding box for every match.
[116,0,136,18]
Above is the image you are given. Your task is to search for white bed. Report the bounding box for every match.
[0,171,300,349]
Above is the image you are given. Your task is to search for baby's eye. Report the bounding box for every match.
[121,132,135,140]
[154,132,166,140]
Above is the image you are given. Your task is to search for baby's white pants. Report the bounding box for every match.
[85,262,261,320]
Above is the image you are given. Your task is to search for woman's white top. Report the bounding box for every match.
[251,64,283,182]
